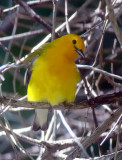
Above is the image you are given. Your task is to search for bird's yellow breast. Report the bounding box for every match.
[28,48,80,105]
[27,34,85,105]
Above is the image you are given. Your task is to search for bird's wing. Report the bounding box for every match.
[24,42,52,85]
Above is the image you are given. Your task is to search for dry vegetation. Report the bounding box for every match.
[0,0,122,160]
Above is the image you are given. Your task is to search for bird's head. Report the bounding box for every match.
[59,34,85,61]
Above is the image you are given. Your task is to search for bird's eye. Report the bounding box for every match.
[72,39,77,44]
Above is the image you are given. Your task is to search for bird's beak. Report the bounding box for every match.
[75,47,85,58]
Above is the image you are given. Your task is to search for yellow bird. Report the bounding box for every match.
[27,34,85,131]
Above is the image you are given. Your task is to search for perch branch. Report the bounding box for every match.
[0,91,122,110]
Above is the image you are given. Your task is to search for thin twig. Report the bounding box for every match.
[52,0,58,40]
[105,0,122,47]
[92,18,108,67]
[114,118,122,160]
[14,0,52,33]
[0,42,17,62]
[65,0,70,34]
[58,110,89,158]
[65,107,122,160]
[0,119,19,159]
[0,29,45,42]
[3,0,51,13]
[77,64,122,81]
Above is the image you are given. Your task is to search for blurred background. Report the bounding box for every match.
[0,0,122,160]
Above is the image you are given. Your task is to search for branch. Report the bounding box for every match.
[105,0,122,46]
[65,106,122,160]
[0,92,122,111]
[0,29,45,42]
[14,0,52,33]
[3,0,51,13]
[77,64,122,81]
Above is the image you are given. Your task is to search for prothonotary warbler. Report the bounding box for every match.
[27,34,85,131]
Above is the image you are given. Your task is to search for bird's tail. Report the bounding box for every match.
[32,109,49,131]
